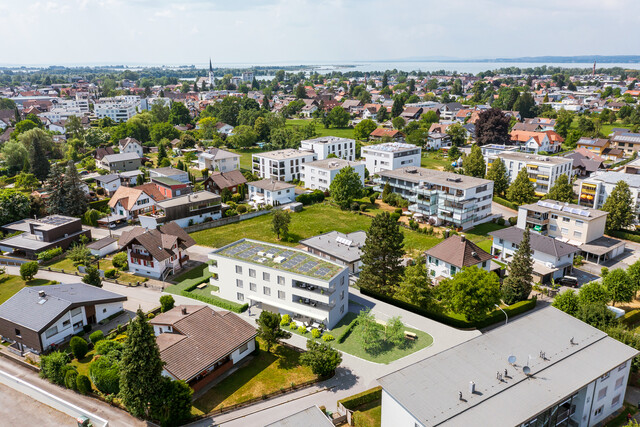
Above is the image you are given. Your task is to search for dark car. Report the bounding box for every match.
[557,276,578,287]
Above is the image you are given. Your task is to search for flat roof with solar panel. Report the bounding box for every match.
[213,239,344,280]
[520,199,607,221]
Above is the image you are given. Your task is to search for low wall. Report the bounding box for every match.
[184,209,270,233]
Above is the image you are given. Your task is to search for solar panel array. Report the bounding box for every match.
[38,216,75,226]
[298,261,318,273]
[282,254,307,269]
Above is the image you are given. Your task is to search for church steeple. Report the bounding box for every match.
[208,58,214,87]
[209,58,213,72]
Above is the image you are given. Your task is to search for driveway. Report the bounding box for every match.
[491,201,517,220]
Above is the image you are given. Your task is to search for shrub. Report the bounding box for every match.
[64,369,78,390]
[337,318,359,343]
[37,247,63,262]
[338,386,383,410]
[147,313,155,319]
[76,374,92,395]
[89,330,104,344]
[89,356,120,395]
[232,193,243,203]
[237,204,248,214]
[95,340,124,357]
[111,252,128,270]
[20,261,38,281]
[280,314,291,326]
[104,268,117,279]
[298,326,308,334]
[508,216,518,226]
[160,295,175,313]
[390,212,401,222]
[350,202,360,211]
[322,334,335,342]
[70,336,88,360]
[311,329,322,339]
[359,204,368,212]
[39,351,70,385]
[290,322,298,330]
[494,196,519,210]
[394,207,402,214]
[497,217,506,226]
[369,195,376,204]
[179,290,248,313]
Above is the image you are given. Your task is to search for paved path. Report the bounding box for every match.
[0,382,76,426]
[491,201,517,220]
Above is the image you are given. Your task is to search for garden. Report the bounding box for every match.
[0,273,57,304]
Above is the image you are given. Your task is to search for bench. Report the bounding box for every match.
[404,331,418,341]
[196,283,208,289]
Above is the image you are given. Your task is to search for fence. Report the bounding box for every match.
[0,257,29,267]
[0,369,109,427]
[183,209,271,233]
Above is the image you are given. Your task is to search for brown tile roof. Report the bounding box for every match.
[95,146,115,160]
[108,184,165,211]
[370,128,402,138]
[203,170,247,190]
[118,221,195,261]
[150,305,257,381]
[425,235,493,269]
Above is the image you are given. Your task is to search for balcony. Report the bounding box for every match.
[525,215,549,225]
[130,252,153,262]
[292,294,334,313]
[293,280,335,299]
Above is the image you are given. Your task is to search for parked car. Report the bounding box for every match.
[557,276,578,287]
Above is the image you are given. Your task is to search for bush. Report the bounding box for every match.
[111,252,128,270]
[147,313,155,319]
[20,261,38,281]
[89,330,104,344]
[179,290,248,313]
[394,207,402,214]
[497,217,506,226]
[620,309,640,327]
[89,356,120,395]
[359,204,368,212]
[160,295,175,313]
[338,386,382,410]
[64,369,78,390]
[95,340,124,357]
[322,334,335,342]
[39,351,70,385]
[70,336,88,360]
[104,268,117,279]
[280,314,291,326]
[290,322,298,330]
[311,329,322,339]
[337,318,359,343]
[494,196,519,210]
[390,212,401,222]
[508,217,517,226]
[37,247,63,262]
[76,374,92,395]
[298,325,308,334]
[369,195,376,204]
[237,204,248,214]
[232,193,244,203]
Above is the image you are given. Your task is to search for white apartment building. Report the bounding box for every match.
[375,167,494,230]
[378,307,638,427]
[300,136,356,161]
[362,142,422,174]
[209,239,350,329]
[94,96,140,122]
[485,151,573,197]
[252,149,317,182]
[139,97,172,111]
[197,148,241,172]
[248,179,296,206]
[302,158,365,192]
[579,171,640,217]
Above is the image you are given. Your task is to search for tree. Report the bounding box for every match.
[446,123,467,147]
[168,102,191,125]
[376,105,389,123]
[39,351,70,385]
[513,91,536,118]
[391,97,404,118]
[152,377,193,427]
[62,161,88,217]
[327,106,349,128]
[354,119,377,140]
[463,144,486,178]
[228,125,257,148]
[545,174,574,203]
[475,108,510,146]
[602,181,634,232]
[501,228,533,304]
[271,210,291,239]
[437,266,502,322]
[82,266,102,288]
[554,110,574,138]
[160,295,175,313]
[627,260,640,298]
[391,116,405,130]
[330,166,363,210]
[299,340,342,377]
[70,336,89,360]
[150,102,171,123]
[295,84,306,99]
[579,302,616,328]
[552,289,580,317]
[112,252,129,270]
[603,269,634,306]
[23,129,51,181]
[0,189,30,226]
[66,115,85,140]
[2,140,29,175]
[385,316,406,347]
[507,168,535,205]
[150,122,180,143]
[156,142,168,166]
[395,256,436,310]
[256,311,291,352]
[358,212,404,295]
[20,261,38,281]
[486,158,509,197]
[578,281,610,306]
[357,308,383,353]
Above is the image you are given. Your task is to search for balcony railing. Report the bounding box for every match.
[130,252,153,262]
[292,294,334,312]
[525,215,549,225]
[293,280,335,297]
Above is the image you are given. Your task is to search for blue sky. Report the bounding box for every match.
[0,0,638,66]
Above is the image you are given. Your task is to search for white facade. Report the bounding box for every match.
[209,240,350,329]
[579,172,640,218]
[197,150,241,172]
[491,236,575,280]
[97,177,122,195]
[252,149,317,182]
[247,182,295,206]
[302,160,365,192]
[127,242,186,279]
[426,255,490,280]
[94,97,139,122]
[362,142,422,174]
[486,152,573,196]
[111,192,157,219]
[300,136,356,161]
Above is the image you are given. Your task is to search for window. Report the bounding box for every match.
[71,307,82,317]
[235,265,242,274]
[574,231,582,238]
[549,224,557,231]
[615,377,625,390]
[612,394,621,407]
[450,265,456,276]
[45,326,58,338]
[562,216,570,222]
[341,276,345,286]
[236,279,243,288]
[237,293,244,301]
[239,342,249,354]
[430,270,435,277]
[561,228,568,235]
[249,282,257,292]
[14,328,20,337]
[576,220,584,227]
[277,276,285,285]
[601,371,610,381]
[340,305,344,314]
[278,290,285,300]
[498,239,504,244]
[249,269,256,278]
[263,272,270,281]
[594,406,604,417]
[341,290,344,300]
[62,320,70,327]
[597,386,608,401]
[551,214,558,219]
[618,362,627,371]
[434,259,439,266]
[482,261,487,268]
[263,286,271,296]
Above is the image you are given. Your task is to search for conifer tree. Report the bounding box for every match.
[545,174,574,203]
[486,158,509,197]
[502,228,533,304]
[45,164,66,215]
[602,180,634,232]
[26,129,51,181]
[463,144,486,178]
[63,161,87,217]
[506,168,535,205]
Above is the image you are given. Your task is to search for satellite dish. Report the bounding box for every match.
[523,366,531,376]
[508,355,516,364]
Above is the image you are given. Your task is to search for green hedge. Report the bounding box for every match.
[620,309,640,327]
[183,276,212,293]
[359,288,537,329]
[89,198,111,210]
[493,196,519,211]
[180,291,248,313]
[608,230,640,244]
[338,386,382,410]
[337,318,359,343]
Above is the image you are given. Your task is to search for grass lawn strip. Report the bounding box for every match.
[0,275,57,304]
[354,399,382,427]
[191,338,316,415]
[165,264,213,294]
[286,119,355,139]
[289,312,434,364]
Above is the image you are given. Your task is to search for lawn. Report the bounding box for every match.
[227,147,267,172]
[0,275,57,304]
[69,350,96,388]
[192,338,316,415]
[569,119,632,137]
[421,151,452,170]
[461,222,506,253]
[166,263,213,294]
[286,119,355,139]
[290,312,434,364]
[46,255,145,285]
[190,203,442,253]
[353,400,382,427]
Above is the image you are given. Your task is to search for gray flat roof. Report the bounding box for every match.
[379,166,492,190]
[157,191,220,209]
[587,171,640,188]
[304,158,363,171]
[301,136,354,145]
[579,236,625,256]
[520,199,608,221]
[249,179,295,192]
[378,307,638,426]
[299,231,366,263]
[266,405,333,427]
[363,142,418,152]
[255,149,315,160]
[492,151,573,165]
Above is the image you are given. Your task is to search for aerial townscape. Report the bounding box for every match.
[3,3,640,427]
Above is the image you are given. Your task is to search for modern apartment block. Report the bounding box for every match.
[301,158,365,192]
[378,307,638,427]
[252,149,317,182]
[139,191,222,229]
[209,239,349,329]
[485,152,573,197]
[300,136,356,161]
[374,167,494,230]
[362,142,421,174]
[579,171,640,217]
[94,98,138,122]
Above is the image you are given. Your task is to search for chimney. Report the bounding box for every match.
[460,234,465,242]
[444,229,450,238]
[38,290,46,298]
[181,307,187,315]
[469,381,475,394]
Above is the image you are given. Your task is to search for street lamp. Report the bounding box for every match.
[495,304,508,325]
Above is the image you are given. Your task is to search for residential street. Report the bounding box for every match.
[491,201,517,220]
